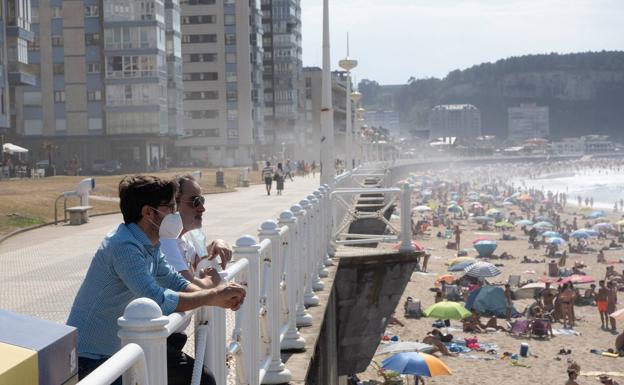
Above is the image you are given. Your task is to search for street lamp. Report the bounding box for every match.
[338,40,357,171]
[351,91,361,167]
[320,0,334,185]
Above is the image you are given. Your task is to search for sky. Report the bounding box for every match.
[301,0,624,85]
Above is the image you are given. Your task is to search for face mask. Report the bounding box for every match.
[148,207,183,239]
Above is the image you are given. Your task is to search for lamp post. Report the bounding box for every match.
[351,91,361,167]
[338,44,357,171]
[320,0,334,186]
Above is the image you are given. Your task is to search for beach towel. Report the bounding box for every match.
[444,342,471,353]
[552,328,582,336]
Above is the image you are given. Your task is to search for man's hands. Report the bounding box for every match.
[207,239,232,270]
[210,282,246,311]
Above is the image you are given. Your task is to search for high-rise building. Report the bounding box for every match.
[508,103,549,142]
[175,0,264,167]
[428,104,481,143]
[261,0,303,159]
[14,0,181,172]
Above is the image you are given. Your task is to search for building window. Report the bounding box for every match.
[227,109,238,120]
[224,15,235,25]
[87,90,102,101]
[224,33,236,45]
[23,91,42,105]
[87,63,101,73]
[52,6,62,18]
[182,72,218,81]
[54,91,66,102]
[85,5,99,17]
[53,63,64,74]
[182,34,217,44]
[185,110,219,119]
[227,129,239,138]
[184,91,219,100]
[226,72,237,82]
[226,90,237,102]
[182,53,217,63]
[182,15,216,24]
[52,35,63,46]
[225,53,236,64]
[55,119,67,131]
[85,33,100,45]
[28,37,40,51]
[181,0,216,4]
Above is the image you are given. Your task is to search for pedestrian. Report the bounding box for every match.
[453,224,461,252]
[284,159,294,181]
[311,161,316,177]
[262,161,273,195]
[274,163,285,196]
[607,281,618,332]
[597,280,609,329]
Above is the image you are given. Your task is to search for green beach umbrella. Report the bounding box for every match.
[494,221,514,229]
[423,301,471,320]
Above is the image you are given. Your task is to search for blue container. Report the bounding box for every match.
[520,343,529,357]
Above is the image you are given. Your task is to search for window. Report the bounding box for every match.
[181,0,215,4]
[85,33,100,45]
[182,53,217,63]
[87,63,101,73]
[53,63,64,74]
[227,109,238,120]
[23,92,42,105]
[225,53,236,64]
[226,72,237,82]
[85,5,99,17]
[52,6,62,18]
[54,91,66,102]
[184,110,219,119]
[184,91,218,100]
[182,34,217,44]
[182,72,218,81]
[106,55,157,78]
[52,35,63,46]
[87,90,102,101]
[55,119,67,131]
[224,15,235,25]
[227,129,239,138]
[182,15,215,24]
[28,37,40,51]
[226,90,237,102]
[224,34,236,45]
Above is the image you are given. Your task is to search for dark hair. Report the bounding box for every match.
[173,174,197,203]
[119,175,177,224]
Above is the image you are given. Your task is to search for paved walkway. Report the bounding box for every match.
[0,176,321,324]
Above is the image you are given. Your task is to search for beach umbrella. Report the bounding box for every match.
[434,274,456,287]
[569,230,590,239]
[593,223,614,232]
[448,256,476,266]
[533,221,554,229]
[588,210,606,219]
[547,237,566,245]
[473,216,493,224]
[515,219,533,226]
[392,240,425,251]
[464,261,501,278]
[473,241,498,257]
[494,221,514,229]
[423,301,471,320]
[472,237,494,244]
[486,208,501,217]
[448,260,476,272]
[542,231,561,238]
[535,216,554,224]
[447,204,463,213]
[560,275,595,285]
[413,205,431,212]
[381,352,452,377]
[582,229,599,237]
[609,308,624,321]
[376,341,435,356]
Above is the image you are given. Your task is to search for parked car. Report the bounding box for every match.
[91,160,122,174]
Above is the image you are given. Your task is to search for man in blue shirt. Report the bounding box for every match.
[68,175,245,385]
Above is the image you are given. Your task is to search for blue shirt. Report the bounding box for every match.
[67,223,189,358]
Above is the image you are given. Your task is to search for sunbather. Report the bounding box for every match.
[422,330,458,357]
[484,316,507,332]
[462,310,485,333]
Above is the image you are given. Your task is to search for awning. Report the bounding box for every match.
[2,143,29,154]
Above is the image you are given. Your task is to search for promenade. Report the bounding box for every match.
[0,176,320,324]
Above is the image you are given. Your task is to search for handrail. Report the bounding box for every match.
[78,343,149,385]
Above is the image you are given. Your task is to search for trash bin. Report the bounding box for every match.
[215,169,224,187]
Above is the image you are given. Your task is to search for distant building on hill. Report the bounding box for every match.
[428,104,481,143]
[364,110,400,136]
[508,103,550,142]
[551,135,614,155]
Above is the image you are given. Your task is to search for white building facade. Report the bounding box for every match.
[508,103,550,142]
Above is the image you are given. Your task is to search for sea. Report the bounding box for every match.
[515,169,624,209]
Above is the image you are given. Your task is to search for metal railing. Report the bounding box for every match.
[76,181,337,385]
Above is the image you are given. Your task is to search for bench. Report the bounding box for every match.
[65,206,93,225]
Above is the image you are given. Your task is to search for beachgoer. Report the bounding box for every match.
[598,249,607,263]
[541,282,555,312]
[262,161,273,195]
[274,163,285,195]
[504,284,513,321]
[422,330,457,357]
[597,280,609,329]
[67,175,246,385]
[453,225,461,251]
[462,310,484,333]
[559,283,575,328]
[607,281,618,332]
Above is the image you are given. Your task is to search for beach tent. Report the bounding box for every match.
[465,285,518,317]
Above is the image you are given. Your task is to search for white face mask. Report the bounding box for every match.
[159,212,184,239]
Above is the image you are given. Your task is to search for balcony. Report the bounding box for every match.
[8,62,36,86]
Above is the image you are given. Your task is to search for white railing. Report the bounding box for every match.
[76,181,338,385]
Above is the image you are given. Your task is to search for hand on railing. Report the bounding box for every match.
[209,283,246,310]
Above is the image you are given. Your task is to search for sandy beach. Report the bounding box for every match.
[360,161,624,385]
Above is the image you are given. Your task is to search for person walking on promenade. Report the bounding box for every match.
[67,175,246,385]
[284,159,294,181]
[262,161,274,195]
[274,163,285,195]
[311,160,316,177]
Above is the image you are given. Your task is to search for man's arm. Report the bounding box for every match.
[179,268,221,289]
[176,282,246,312]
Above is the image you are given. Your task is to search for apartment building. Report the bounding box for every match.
[261,0,303,159]
[508,103,550,142]
[14,0,181,171]
[428,104,481,143]
[175,0,264,167]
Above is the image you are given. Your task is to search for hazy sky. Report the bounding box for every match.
[301,0,624,85]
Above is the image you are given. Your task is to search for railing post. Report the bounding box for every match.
[313,189,330,278]
[233,235,262,385]
[306,194,325,292]
[117,298,169,385]
[299,199,321,306]
[278,210,306,350]
[291,204,313,326]
[399,182,415,253]
[200,302,226,384]
[258,220,293,384]
[318,186,334,266]
[324,183,338,258]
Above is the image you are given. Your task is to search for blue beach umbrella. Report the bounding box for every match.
[448,260,476,272]
[583,229,599,237]
[535,216,554,224]
[533,221,554,229]
[547,237,566,245]
[569,230,590,239]
[542,231,561,238]
[588,210,606,219]
[381,352,452,377]
[473,240,498,257]
[515,219,534,226]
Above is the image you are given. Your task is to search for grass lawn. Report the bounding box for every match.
[0,167,262,237]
